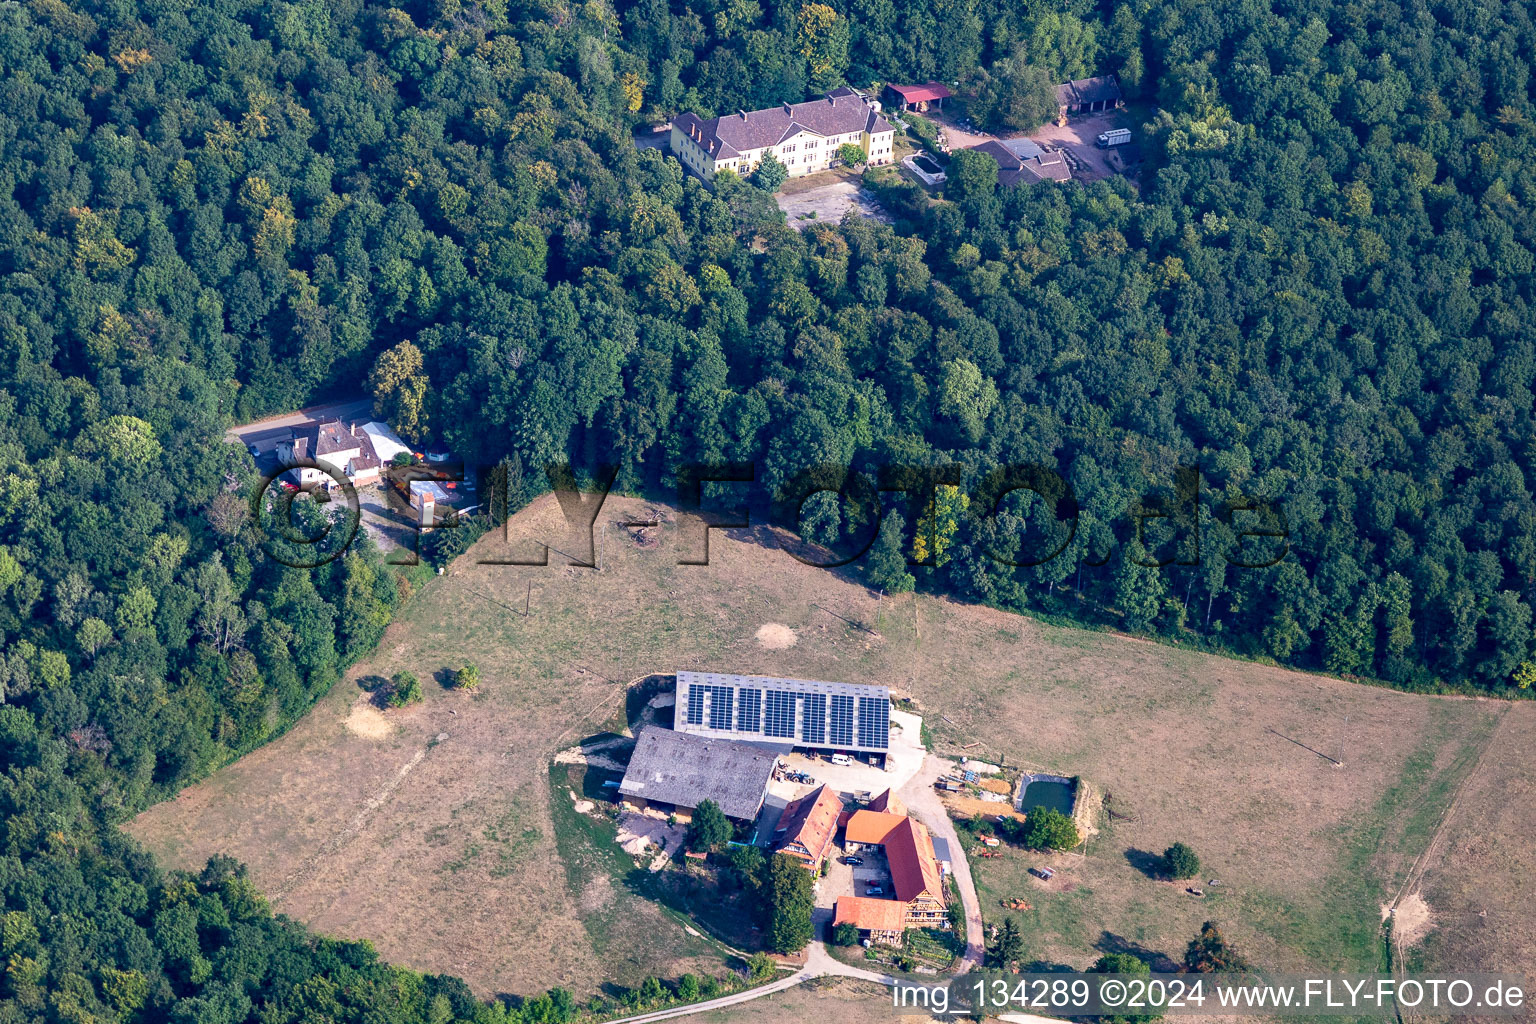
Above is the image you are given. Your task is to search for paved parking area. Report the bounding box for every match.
[774,707,928,795]
[930,108,1142,184]
[777,180,892,229]
[1016,110,1140,181]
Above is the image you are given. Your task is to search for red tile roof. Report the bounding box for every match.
[844,809,904,846]
[834,895,908,933]
[773,784,842,865]
[884,816,943,905]
[868,788,906,816]
[887,82,953,104]
[844,810,944,905]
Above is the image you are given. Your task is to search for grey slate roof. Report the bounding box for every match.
[674,92,894,160]
[972,141,1072,187]
[619,727,777,821]
[1056,75,1123,108]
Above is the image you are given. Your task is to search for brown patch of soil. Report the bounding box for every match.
[755,623,798,648]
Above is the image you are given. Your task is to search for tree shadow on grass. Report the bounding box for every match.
[1022,958,1077,972]
[356,674,390,694]
[1095,930,1180,972]
[433,666,457,690]
[356,675,396,709]
[625,866,762,953]
[1124,847,1166,878]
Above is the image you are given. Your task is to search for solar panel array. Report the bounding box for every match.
[802,693,826,744]
[829,694,855,746]
[707,686,734,729]
[763,690,797,738]
[858,697,889,748]
[675,671,891,751]
[736,687,762,732]
[686,683,735,729]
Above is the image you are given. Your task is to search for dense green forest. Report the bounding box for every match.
[1,0,1535,1018]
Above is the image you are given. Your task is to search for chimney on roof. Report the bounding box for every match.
[784,102,792,115]
[739,109,748,120]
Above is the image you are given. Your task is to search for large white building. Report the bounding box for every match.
[673,671,891,753]
[670,87,896,184]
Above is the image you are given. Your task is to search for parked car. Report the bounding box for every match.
[844,856,864,866]
[866,886,884,895]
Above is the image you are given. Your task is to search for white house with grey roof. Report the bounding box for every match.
[670,87,896,185]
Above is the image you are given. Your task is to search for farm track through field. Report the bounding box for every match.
[1386,705,1513,1024]
[270,744,430,905]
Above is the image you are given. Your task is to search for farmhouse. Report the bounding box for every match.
[843,800,947,926]
[673,671,891,756]
[834,895,908,945]
[1056,75,1124,117]
[971,139,1072,186]
[884,81,952,113]
[771,784,842,870]
[670,90,896,184]
[617,726,776,823]
[273,419,409,491]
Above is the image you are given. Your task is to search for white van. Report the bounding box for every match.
[829,753,853,766]
[1096,128,1132,148]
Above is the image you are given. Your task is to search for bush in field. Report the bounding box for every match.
[748,952,775,980]
[454,663,481,690]
[1185,921,1250,973]
[1163,842,1200,879]
[385,672,422,707]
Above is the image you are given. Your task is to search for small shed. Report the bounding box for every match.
[885,81,953,113]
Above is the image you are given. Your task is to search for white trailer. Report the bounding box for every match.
[1096,128,1132,148]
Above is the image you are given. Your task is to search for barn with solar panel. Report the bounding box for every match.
[672,671,891,761]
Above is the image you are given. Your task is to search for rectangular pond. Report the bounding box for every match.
[1020,777,1075,815]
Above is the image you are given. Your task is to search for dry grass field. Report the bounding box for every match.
[126,494,1525,1006]
[1407,703,1536,1023]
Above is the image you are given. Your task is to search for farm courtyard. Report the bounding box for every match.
[126,493,1528,1010]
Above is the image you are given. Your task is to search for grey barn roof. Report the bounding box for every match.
[674,92,894,160]
[618,727,777,821]
[1056,75,1123,108]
